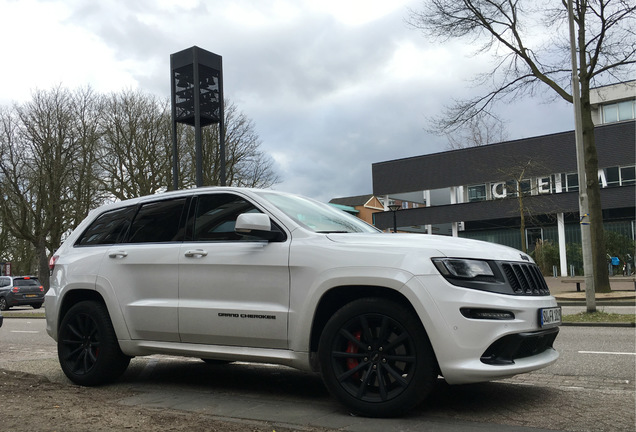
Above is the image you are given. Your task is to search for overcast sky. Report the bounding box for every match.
[0,0,576,202]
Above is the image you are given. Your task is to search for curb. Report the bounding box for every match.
[558,301,636,307]
[561,321,635,328]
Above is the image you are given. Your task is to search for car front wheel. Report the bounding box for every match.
[58,300,130,386]
[318,298,438,417]
[0,297,8,311]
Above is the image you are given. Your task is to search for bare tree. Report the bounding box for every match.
[180,101,280,188]
[0,87,102,289]
[0,86,280,290]
[442,111,509,150]
[493,158,560,253]
[98,90,173,200]
[408,0,636,292]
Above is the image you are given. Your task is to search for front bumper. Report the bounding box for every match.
[403,274,560,385]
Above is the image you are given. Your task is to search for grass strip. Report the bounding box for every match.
[563,311,635,324]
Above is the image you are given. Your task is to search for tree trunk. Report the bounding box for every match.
[580,92,611,293]
[36,238,51,292]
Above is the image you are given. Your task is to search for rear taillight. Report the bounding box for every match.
[49,255,59,271]
[39,285,44,292]
[12,286,19,293]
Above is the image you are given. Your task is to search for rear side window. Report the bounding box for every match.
[127,198,188,243]
[77,206,136,246]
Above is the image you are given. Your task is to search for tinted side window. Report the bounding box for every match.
[192,194,262,241]
[77,206,137,246]
[127,198,188,243]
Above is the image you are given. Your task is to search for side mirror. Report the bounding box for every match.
[235,213,284,242]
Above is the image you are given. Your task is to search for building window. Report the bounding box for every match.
[520,179,532,195]
[566,173,579,192]
[602,100,636,124]
[621,166,636,185]
[468,184,487,202]
[604,167,621,187]
[537,176,552,194]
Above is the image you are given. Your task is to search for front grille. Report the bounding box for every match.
[501,263,550,296]
[481,327,559,365]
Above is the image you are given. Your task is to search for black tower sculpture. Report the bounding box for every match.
[170,46,225,189]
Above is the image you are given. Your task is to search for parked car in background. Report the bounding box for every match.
[46,187,560,417]
[0,276,44,310]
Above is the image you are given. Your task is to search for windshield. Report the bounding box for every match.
[255,191,380,234]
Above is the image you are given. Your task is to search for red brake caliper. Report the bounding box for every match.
[346,331,362,375]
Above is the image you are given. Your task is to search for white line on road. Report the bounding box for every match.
[10,331,39,334]
[578,351,636,356]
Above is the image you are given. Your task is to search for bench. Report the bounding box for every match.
[561,277,636,292]
[561,279,584,292]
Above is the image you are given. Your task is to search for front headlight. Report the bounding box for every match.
[432,258,494,279]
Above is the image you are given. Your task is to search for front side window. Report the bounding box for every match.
[127,198,188,243]
[191,194,264,241]
[77,206,137,246]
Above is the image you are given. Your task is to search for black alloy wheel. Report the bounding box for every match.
[318,298,437,417]
[0,297,8,311]
[58,301,130,386]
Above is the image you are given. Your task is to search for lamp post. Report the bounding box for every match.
[567,0,595,312]
[388,204,401,233]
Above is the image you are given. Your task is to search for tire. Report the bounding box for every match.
[32,303,42,309]
[58,301,130,386]
[318,298,437,417]
[0,297,8,311]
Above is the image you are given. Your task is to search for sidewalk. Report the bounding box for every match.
[546,276,636,304]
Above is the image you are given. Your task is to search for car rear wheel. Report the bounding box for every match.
[58,300,130,386]
[318,298,437,417]
[0,297,8,311]
[32,303,42,309]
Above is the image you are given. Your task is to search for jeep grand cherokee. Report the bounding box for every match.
[46,187,560,417]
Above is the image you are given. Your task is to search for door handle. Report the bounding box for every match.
[184,249,208,258]
[108,251,128,259]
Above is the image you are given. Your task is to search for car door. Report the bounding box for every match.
[178,192,290,348]
[100,197,188,342]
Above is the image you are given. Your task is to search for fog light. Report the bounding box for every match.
[461,308,515,320]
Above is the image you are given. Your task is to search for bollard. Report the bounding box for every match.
[570,264,575,277]
[553,265,558,278]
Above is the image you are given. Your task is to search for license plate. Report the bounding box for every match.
[540,307,562,327]
[25,294,37,298]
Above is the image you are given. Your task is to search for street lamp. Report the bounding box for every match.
[387,204,401,233]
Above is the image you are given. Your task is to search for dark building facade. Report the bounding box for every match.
[372,120,635,276]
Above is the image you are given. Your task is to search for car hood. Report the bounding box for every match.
[325,233,533,263]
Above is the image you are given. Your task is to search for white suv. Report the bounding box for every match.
[46,187,560,417]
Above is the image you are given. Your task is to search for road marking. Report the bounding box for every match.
[578,351,636,356]
[10,331,39,334]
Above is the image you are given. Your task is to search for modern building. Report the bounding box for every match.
[371,81,635,276]
[329,194,384,225]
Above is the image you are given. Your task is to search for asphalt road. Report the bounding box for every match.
[1,318,634,432]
